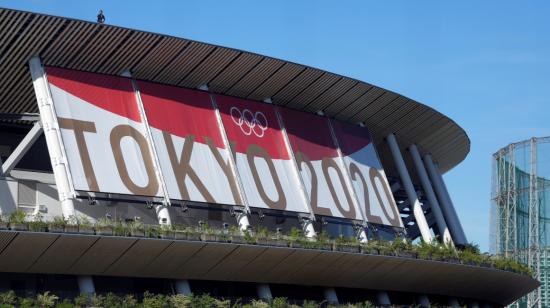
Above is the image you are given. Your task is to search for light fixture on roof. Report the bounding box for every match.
[263,98,273,104]
[316,110,325,116]
[198,84,209,91]
[358,122,365,127]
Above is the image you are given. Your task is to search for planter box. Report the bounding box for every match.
[200,233,220,242]
[78,227,95,235]
[231,235,247,244]
[336,245,361,253]
[64,225,79,234]
[266,238,288,247]
[174,231,187,240]
[289,242,303,249]
[160,231,175,239]
[187,232,201,241]
[361,248,379,255]
[318,243,333,251]
[396,251,416,259]
[130,230,145,237]
[29,226,47,232]
[48,225,65,233]
[256,238,269,246]
[0,222,9,230]
[9,223,28,231]
[96,226,113,236]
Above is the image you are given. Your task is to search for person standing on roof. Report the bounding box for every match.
[97,10,105,24]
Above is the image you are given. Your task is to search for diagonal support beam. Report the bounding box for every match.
[1,121,43,176]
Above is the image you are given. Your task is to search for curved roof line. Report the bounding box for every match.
[0,7,469,173]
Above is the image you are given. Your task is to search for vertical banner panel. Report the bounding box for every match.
[137,82,243,205]
[330,120,404,228]
[45,67,161,197]
[214,95,309,213]
[279,109,362,220]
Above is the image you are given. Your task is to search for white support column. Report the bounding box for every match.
[302,218,317,239]
[256,283,272,301]
[409,144,453,245]
[376,291,391,307]
[237,211,251,232]
[386,134,432,243]
[29,56,75,219]
[209,91,251,230]
[323,287,339,305]
[417,294,430,308]
[174,279,192,295]
[423,154,467,245]
[358,228,368,243]
[77,275,95,295]
[1,121,43,176]
[126,71,172,226]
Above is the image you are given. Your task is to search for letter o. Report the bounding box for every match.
[110,125,159,196]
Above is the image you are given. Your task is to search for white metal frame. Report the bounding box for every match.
[29,56,76,219]
[386,133,432,243]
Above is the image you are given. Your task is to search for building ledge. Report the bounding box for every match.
[0,230,538,305]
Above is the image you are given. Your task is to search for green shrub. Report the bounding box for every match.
[36,291,58,308]
[271,297,288,308]
[142,291,166,308]
[90,294,105,307]
[168,294,191,308]
[73,294,88,308]
[0,291,16,306]
[18,297,34,308]
[9,210,27,224]
[103,292,122,307]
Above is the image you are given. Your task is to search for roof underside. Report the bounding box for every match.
[0,8,469,174]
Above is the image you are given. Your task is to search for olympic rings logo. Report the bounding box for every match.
[230,106,268,138]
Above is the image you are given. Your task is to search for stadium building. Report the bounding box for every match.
[0,7,539,307]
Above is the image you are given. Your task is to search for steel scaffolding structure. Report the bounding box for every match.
[491,137,550,308]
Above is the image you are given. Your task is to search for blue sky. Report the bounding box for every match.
[3,0,549,251]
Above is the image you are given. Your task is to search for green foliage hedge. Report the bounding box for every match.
[0,291,376,308]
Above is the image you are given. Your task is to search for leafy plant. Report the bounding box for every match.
[18,297,35,308]
[74,293,88,308]
[272,297,289,308]
[114,221,130,236]
[36,291,58,308]
[0,290,16,305]
[142,291,166,308]
[51,216,66,228]
[90,294,105,307]
[168,294,191,308]
[122,294,138,308]
[78,215,93,229]
[9,210,27,224]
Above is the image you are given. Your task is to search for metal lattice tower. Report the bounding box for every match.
[491,137,550,308]
[528,138,541,308]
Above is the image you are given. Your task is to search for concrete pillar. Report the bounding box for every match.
[386,134,432,243]
[77,276,95,295]
[323,287,339,305]
[417,294,430,307]
[423,154,467,245]
[376,291,391,307]
[409,144,453,245]
[128,72,173,226]
[257,283,272,301]
[29,56,75,219]
[174,279,192,295]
